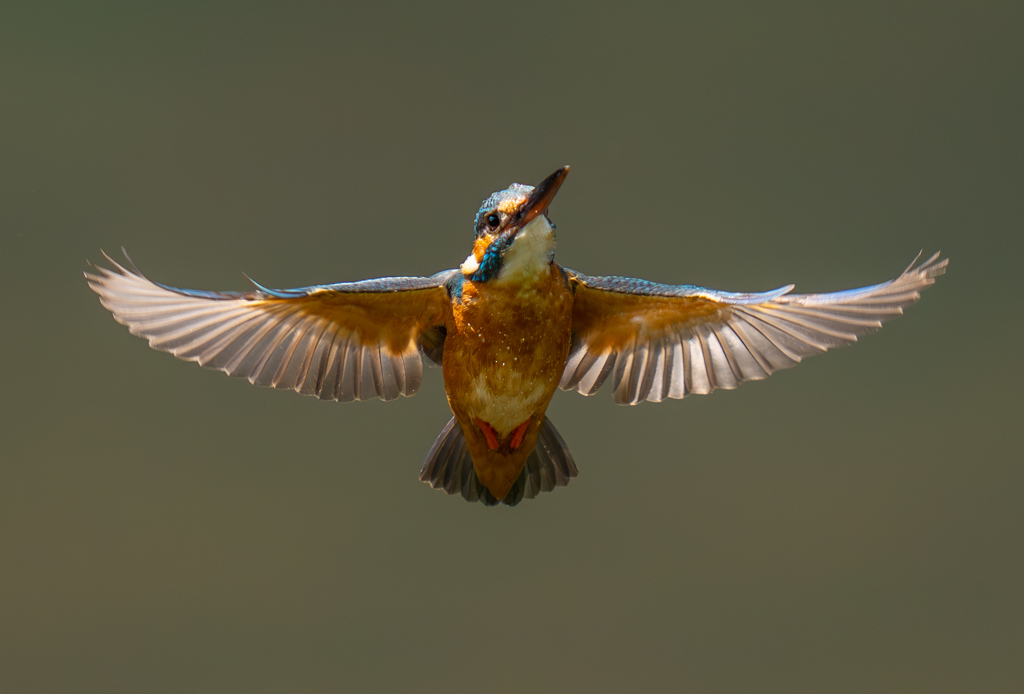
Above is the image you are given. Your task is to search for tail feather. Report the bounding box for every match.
[419,416,578,506]
[521,417,577,498]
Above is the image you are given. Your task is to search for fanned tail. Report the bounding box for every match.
[419,416,578,506]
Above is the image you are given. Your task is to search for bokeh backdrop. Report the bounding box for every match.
[2,2,1022,692]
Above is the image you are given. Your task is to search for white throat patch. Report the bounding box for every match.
[497,215,556,283]
[460,252,480,275]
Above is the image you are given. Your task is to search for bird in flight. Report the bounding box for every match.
[87,166,946,507]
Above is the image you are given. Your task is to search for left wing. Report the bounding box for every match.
[86,252,457,402]
[560,252,947,405]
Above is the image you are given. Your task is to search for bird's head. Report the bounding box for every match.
[461,166,569,283]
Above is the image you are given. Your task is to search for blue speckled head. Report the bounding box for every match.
[473,183,534,237]
[462,168,569,283]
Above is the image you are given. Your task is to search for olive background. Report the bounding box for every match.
[2,2,1021,692]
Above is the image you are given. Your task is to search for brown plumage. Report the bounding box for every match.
[443,263,573,500]
[85,166,947,506]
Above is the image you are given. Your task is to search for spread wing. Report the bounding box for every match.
[86,252,457,402]
[561,252,947,405]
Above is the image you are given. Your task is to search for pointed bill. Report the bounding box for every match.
[517,166,569,227]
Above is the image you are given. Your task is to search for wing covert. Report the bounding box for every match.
[86,252,457,402]
[561,252,947,405]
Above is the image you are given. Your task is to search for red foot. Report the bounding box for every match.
[475,418,500,451]
[510,418,531,450]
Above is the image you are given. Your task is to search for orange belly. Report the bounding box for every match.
[443,265,573,499]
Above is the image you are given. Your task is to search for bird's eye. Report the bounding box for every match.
[486,214,500,229]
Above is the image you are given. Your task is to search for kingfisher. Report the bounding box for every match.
[87,166,947,506]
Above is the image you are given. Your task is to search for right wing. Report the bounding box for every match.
[561,252,947,404]
[86,252,457,402]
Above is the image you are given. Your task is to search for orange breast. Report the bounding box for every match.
[443,265,573,499]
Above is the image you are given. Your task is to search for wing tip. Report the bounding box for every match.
[905,250,948,280]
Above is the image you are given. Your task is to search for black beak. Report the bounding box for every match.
[517,166,570,227]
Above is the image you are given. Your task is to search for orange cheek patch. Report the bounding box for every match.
[472,237,491,262]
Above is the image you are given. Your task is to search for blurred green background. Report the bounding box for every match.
[2,1,1021,692]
